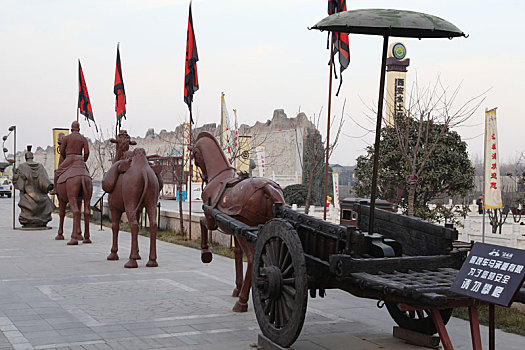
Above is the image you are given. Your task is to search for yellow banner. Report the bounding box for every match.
[484,108,502,209]
[236,136,251,173]
[52,128,69,170]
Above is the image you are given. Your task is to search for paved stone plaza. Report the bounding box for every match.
[1,199,524,349]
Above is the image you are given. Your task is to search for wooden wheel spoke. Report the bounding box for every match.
[283,285,296,299]
[270,239,280,265]
[282,263,294,278]
[269,300,276,324]
[283,278,295,286]
[280,250,291,271]
[264,243,275,265]
[264,299,272,315]
[262,254,272,267]
[275,298,281,327]
[278,239,286,267]
[280,297,291,325]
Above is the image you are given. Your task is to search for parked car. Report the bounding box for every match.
[0,178,12,198]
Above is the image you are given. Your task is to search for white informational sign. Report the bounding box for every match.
[255,145,266,177]
[332,172,340,209]
[484,108,502,209]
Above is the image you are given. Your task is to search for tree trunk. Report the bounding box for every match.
[304,177,314,215]
[407,183,416,216]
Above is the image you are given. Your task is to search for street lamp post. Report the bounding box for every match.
[3,126,16,229]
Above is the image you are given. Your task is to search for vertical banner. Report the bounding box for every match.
[236,136,252,173]
[220,93,234,165]
[484,108,502,209]
[183,123,191,172]
[255,145,266,177]
[52,128,69,170]
[332,172,340,209]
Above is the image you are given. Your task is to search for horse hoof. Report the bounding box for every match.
[82,238,92,244]
[55,234,64,240]
[67,239,78,246]
[232,301,248,313]
[124,259,138,268]
[201,249,212,263]
[146,260,158,267]
[107,253,119,261]
[131,254,141,260]
[232,288,241,297]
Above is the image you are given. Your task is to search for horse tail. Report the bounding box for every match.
[263,183,285,218]
[131,169,149,216]
[80,176,88,203]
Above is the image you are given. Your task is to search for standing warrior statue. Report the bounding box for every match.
[12,145,54,228]
[52,121,93,245]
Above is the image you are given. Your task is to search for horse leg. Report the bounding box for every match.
[82,197,92,244]
[200,216,212,263]
[55,199,66,240]
[232,236,243,297]
[233,238,254,313]
[74,197,83,241]
[131,209,141,260]
[124,209,139,268]
[107,208,122,261]
[67,191,81,245]
[145,204,158,267]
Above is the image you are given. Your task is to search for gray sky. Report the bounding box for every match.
[1,0,524,165]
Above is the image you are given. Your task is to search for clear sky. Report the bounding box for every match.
[1,0,524,166]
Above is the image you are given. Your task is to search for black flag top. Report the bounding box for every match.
[328,0,350,96]
[114,44,127,122]
[184,2,199,123]
[78,60,97,131]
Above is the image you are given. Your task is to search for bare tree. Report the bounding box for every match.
[294,104,345,214]
[388,79,485,216]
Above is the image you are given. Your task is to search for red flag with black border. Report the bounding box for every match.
[328,0,350,95]
[78,60,96,130]
[114,43,126,122]
[184,2,199,123]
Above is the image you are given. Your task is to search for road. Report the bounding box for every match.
[0,197,524,349]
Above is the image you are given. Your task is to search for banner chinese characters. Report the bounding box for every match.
[484,108,502,209]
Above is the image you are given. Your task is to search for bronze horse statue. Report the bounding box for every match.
[102,130,162,268]
[191,132,285,312]
[54,122,93,245]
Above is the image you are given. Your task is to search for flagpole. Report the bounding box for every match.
[188,109,193,241]
[76,107,79,123]
[482,107,487,243]
[323,33,334,221]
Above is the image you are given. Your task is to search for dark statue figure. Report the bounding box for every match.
[191,132,285,312]
[54,121,93,245]
[102,130,163,268]
[13,146,54,228]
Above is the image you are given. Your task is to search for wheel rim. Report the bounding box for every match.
[252,219,307,348]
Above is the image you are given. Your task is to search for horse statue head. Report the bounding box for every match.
[191,132,234,184]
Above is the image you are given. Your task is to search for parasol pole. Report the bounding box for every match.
[323,33,335,221]
[188,109,193,241]
[368,34,389,234]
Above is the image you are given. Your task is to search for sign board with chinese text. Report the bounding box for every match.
[450,242,525,306]
[484,108,502,209]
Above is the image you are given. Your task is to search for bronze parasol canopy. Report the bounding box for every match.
[311,9,466,232]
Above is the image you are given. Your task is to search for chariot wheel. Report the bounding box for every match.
[252,219,308,348]
[385,302,452,335]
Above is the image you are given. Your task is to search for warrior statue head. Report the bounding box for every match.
[71,121,80,132]
[24,145,34,162]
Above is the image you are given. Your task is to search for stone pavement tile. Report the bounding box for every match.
[111,339,151,350]
[175,335,199,346]
[62,334,103,343]
[292,339,330,350]
[196,340,255,350]
[129,327,166,337]
[148,336,187,348]
[93,330,134,340]
[88,326,126,334]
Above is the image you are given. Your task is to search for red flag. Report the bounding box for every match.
[78,60,96,130]
[114,43,126,122]
[184,2,199,123]
[328,0,350,95]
